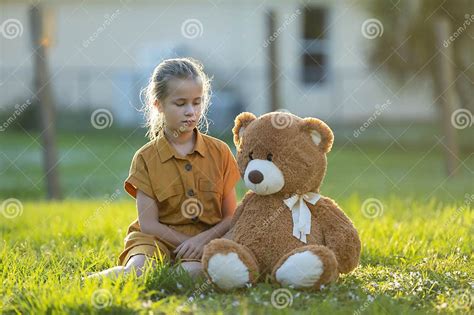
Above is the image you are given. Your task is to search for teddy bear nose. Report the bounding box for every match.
[248,170,264,184]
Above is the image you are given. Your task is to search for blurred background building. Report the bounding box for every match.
[1,0,443,133]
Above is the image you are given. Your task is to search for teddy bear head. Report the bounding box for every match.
[232,111,334,196]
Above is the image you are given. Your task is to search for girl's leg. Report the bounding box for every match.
[180,261,203,279]
[87,254,156,279]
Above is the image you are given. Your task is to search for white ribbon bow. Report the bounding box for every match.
[283,192,321,243]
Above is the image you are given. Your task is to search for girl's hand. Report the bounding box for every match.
[173,232,211,260]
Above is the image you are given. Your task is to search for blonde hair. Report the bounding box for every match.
[141,57,212,140]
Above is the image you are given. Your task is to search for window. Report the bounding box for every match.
[302,7,329,85]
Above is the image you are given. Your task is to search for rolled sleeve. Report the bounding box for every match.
[124,152,154,199]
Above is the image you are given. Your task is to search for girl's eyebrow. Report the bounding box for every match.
[174,97,202,101]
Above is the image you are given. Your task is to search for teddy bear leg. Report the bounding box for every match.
[202,239,259,290]
[272,245,338,290]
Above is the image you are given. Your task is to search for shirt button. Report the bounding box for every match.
[187,189,195,197]
[185,163,192,171]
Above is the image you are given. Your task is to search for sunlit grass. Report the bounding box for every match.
[1,196,472,314]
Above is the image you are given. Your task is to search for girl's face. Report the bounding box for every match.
[157,77,203,135]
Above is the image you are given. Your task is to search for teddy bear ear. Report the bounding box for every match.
[301,117,334,153]
[233,112,257,148]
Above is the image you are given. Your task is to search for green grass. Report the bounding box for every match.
[1,125,473,314]
[0,125,472,201]
[1,198,472,314]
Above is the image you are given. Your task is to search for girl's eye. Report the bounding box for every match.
[175,103,185,106]
[249,151,254,160]
[267,153,273,161]
[193,102,201,106]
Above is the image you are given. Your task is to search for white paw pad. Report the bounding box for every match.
[207,252,250,290]
[275,251,324,288]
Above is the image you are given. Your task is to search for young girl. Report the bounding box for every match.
[88,58,241,279]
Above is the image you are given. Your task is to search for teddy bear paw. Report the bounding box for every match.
[207,252,251,290]
[274,251,325,288]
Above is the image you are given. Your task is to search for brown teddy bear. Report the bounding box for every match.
[202,111,361,291]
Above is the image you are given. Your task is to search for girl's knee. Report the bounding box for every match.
[181,262,203,278]
[124,255,156,276]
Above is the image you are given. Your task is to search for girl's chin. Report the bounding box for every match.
[172,123,195,134]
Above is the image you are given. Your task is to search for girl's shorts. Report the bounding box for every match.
[118,231,200,266]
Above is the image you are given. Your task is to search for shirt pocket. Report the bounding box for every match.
[198,178,223,224]
[154,184,184,219]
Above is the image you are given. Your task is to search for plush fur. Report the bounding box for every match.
[202,112,361,290]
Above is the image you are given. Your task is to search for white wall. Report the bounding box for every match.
[0,0,436,126]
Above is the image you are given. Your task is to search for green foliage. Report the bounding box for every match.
[364,0,473,88]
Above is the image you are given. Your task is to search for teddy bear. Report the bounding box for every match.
[201,111,361,291]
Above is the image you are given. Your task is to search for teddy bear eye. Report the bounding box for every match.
[266,153,273,161]
[249,151,254,160]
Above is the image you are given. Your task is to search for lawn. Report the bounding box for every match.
[0,126,473,314]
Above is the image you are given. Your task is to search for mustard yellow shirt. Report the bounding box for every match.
[124,128,241,229]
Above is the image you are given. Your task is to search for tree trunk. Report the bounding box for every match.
[29,5,62,199]
[432,15,461,177]
[266,9,281,112]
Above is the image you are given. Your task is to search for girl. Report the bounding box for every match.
[88,58,241,279]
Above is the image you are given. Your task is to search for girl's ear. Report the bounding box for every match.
[154,100,163,113]
[233,112,257,148]
[300,117,334,153]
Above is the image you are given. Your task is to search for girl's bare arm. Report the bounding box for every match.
[174,188,237,259]
[203,187,237,239]
[136,189,190,247]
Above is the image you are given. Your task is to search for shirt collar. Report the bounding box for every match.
[156,127,207,162]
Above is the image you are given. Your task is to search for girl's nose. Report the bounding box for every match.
[184,104,194,116]
[184,104,198,117]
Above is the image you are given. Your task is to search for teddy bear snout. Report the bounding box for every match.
[248,170,264,184]
[243,160,285,195]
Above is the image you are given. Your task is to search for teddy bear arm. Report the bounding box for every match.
[318,201,361,274]
[226,192,252,239]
